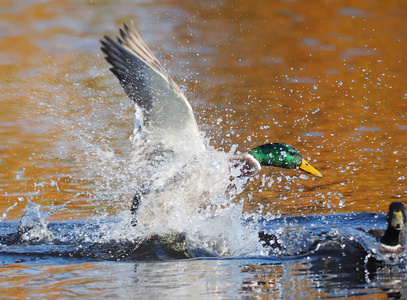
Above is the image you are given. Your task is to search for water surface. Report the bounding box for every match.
[1,0,407,298]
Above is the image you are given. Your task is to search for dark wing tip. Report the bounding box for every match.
[123,22,130,32]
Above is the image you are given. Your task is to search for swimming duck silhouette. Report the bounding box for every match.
[369,201,406,253]
[100,22,322,219]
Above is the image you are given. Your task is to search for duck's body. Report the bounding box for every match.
[100,22,322,219]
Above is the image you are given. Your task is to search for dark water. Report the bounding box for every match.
[0,213,385,261]
[1,212,407,298]
[1,0,407,298]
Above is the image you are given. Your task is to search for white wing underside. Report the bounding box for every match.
[101,22,204,153]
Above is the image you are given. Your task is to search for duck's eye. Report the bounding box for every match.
[288,150,296,156]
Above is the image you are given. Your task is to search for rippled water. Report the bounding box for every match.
[1,0,407,298]
[1,212,406,299]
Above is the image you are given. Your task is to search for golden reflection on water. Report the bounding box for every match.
[1,0,406,221]
[0,262,105,298]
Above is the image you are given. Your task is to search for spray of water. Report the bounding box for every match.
[79,105,263,256]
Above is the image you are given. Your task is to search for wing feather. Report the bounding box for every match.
[100,22,203,150]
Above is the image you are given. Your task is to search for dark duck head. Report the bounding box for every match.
[380,201,406,247]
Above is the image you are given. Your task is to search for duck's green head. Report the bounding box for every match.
[248,143,322,177]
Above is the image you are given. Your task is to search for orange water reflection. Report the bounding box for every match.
[0,0,406,222]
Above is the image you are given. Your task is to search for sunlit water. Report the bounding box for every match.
[1,0,407,299]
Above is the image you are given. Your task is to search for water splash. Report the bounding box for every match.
[17,201,54,242]
[30,94,262,257]
[98,113,263,256]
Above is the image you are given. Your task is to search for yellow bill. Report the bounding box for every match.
[299,159,322,178]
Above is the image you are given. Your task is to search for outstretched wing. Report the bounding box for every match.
[100,22,203,150]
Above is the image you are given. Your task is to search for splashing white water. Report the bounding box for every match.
[44,90,263,256]
[88,107,263,256]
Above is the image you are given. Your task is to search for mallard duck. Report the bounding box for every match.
[368,201,406,252]
[100,22,322,180]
